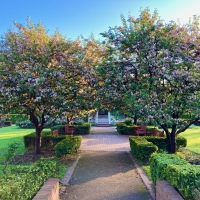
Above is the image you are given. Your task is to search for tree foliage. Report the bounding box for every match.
[98,8,200,153]
[0,21,98,154]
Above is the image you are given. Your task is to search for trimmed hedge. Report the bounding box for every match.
[0,158,59,200]
[116,123,155,135]
[129,136,187,161]
[129,136,158,161]
[24,131,67,150]
[150,153,200,199]
[54,136,82,157]
[51,123,91,135]
[146,136,187,151]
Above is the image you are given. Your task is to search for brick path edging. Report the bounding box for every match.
[60,154,81,194]
[32,178,59,200]
[156,180,184,200]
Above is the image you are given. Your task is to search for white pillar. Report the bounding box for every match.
[95,111,98,124]
[108,112,111,124]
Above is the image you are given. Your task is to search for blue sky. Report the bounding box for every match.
[0,0,200,40]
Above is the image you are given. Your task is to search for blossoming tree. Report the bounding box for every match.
[0,21,97,154]
[99,9,200,153]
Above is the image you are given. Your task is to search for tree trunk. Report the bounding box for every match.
[133,116,137,125]
[35,126,43,154]
[161,124,176,154]
[166,126,177,154]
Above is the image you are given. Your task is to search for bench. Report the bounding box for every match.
[52,125,76,136]
[134,125,147,136]
[133,126,164,137]
[146,128,164,137]
[64,125,76,135]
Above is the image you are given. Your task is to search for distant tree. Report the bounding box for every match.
[99,8,200,153]
[0,21,96,154]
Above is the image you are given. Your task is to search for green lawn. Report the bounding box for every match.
[179,125,200,154]
[0,125,50,163]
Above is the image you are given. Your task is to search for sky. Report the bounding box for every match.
[0,0,200,41]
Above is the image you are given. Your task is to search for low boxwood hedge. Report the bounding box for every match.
[0,158,58,200]
[129,136,158,161]
[117,123,155,135]
[24,131,67,150]
[51,123,91,135]
[146,136,187,151]
[150,153,200,200]
[54,136,82,157]
[24,131,82,153]
[129,136,187,161]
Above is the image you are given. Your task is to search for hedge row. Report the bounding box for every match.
[129,136,158,161]
[0,158,59,200]
[150,153,200,199]
[51,123,91,135]
[24,131,66,150]
[146,136,187,151]
[24,131,82,155]
[54,136,82,157]
[116,123,154,135]
[129,136,187,161]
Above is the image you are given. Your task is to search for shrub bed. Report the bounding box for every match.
[150,153,200,199]
[54,136,82,157]
[129,136,158,161]
[146,136,187,151]
[129,136,187,161]
[24,131,82,156]
[117,123,154,135]
[0,158,58,200]
[51,123,91,135]
[24,131,67,150]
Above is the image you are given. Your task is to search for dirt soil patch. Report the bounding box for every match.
[10,150,79,165]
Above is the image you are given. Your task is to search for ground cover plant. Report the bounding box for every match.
[0,125,79,199]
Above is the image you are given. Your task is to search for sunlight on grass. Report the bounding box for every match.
[180,125,200,154]
[0,125,50,162]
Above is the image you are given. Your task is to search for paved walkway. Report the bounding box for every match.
[60,127,154,200]
[80,128,130,151]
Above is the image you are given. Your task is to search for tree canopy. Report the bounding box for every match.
[98,8,200,153]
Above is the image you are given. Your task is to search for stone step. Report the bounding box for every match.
[96,124,111,127]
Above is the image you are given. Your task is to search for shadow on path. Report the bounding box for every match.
[62,151,153,200]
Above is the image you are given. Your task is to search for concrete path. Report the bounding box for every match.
[60,127,154,200]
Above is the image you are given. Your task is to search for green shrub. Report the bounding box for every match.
[176,136,187,149]
[0,158,58,200]
[145,137,167,150]
[146,136,187,151]
[24,131,66,150]
[17,119,64,129]
[124,118,133,125]
[150,153,200,199]
[150,153,188,184]
[74,123,91,134]
[54,136,82,157]
[116,123,133,135]
[3,114,28,124]
[16,120,35,128]
[51,123,91,135]
[129,136,158,161]
[116,124,155,135]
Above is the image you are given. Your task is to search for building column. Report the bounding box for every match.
[108,112,111,124]
[95,111,98,124]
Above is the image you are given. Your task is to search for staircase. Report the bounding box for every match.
[96,115,110,127]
